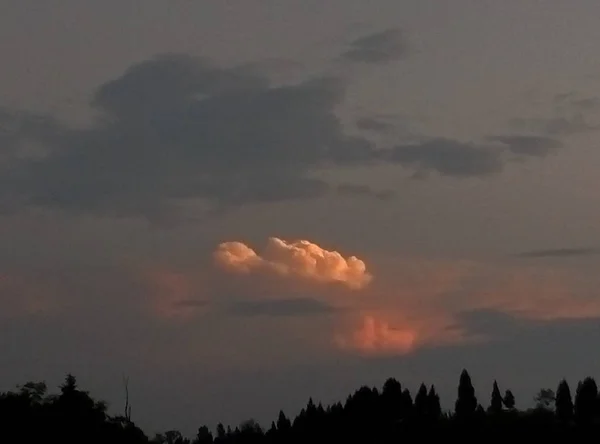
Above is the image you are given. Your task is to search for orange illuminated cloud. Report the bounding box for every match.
[332,257,600,356]
[214,237,372,290]
[335,315,417,355]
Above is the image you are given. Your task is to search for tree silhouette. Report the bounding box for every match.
[427,385,442,420]
[414,383,429,420]
[503,389,515,410]
[276,410,291,432]
[489,380,503,414]
[6,368,600,442]
[381,377,403,422]
[215,423,226,443]
[574,377,598,425]
[534,388,555,411]
[193,426,213,444]
[401,388,413,418]
[555,379,573,423]
[455,369,477,419]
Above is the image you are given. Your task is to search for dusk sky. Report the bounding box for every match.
[2,0,600,436]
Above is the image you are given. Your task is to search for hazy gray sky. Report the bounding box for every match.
[2,0,600,437]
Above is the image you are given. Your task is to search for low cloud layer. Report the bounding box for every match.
[214,237,372,290]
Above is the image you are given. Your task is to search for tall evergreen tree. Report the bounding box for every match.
[381,378,403,422]
[555,379,574,423]
[574,377,598,424]
[414,383,429,419]
[427,385,442,420]
[401,388,413,418]
[276,410,291,431]
[455,369,477,419]
[489,380,503,414]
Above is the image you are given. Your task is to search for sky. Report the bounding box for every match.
[2,0,600,436]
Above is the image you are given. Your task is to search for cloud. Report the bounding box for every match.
[341,28,408,64]
[510,115,599,137]
[386,135,560,178]
[0,54,376,219]
[487,135,561,157]
[227,297,337,317]
[554,92,600,112]
[335,315,416,355]
[511,92,600,136]
[214,237,372,290]
[0,54,559,220]
[355,117,395,133]
[515,247,600,258]
[388,139,502,177]
[332,255,600,356]
[335,183,394,201]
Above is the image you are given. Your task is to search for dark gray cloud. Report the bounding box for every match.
[335,183,394,201]
[388,139,503,177]
[227,297,337,317]
[515,247,600,258]
[554,92,600,112]
[355,117,395,133]
[0,54,376,219]
[511,92,600,136]
[487,135,561,157]
[386,135,558,178]
[0,54,560,220]
[511,115,599,136]
[341,28,408,64]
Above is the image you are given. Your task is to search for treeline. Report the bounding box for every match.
[2,370,600,443]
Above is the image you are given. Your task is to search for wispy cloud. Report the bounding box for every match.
[515,247,600,258]
[341,28,408,64]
